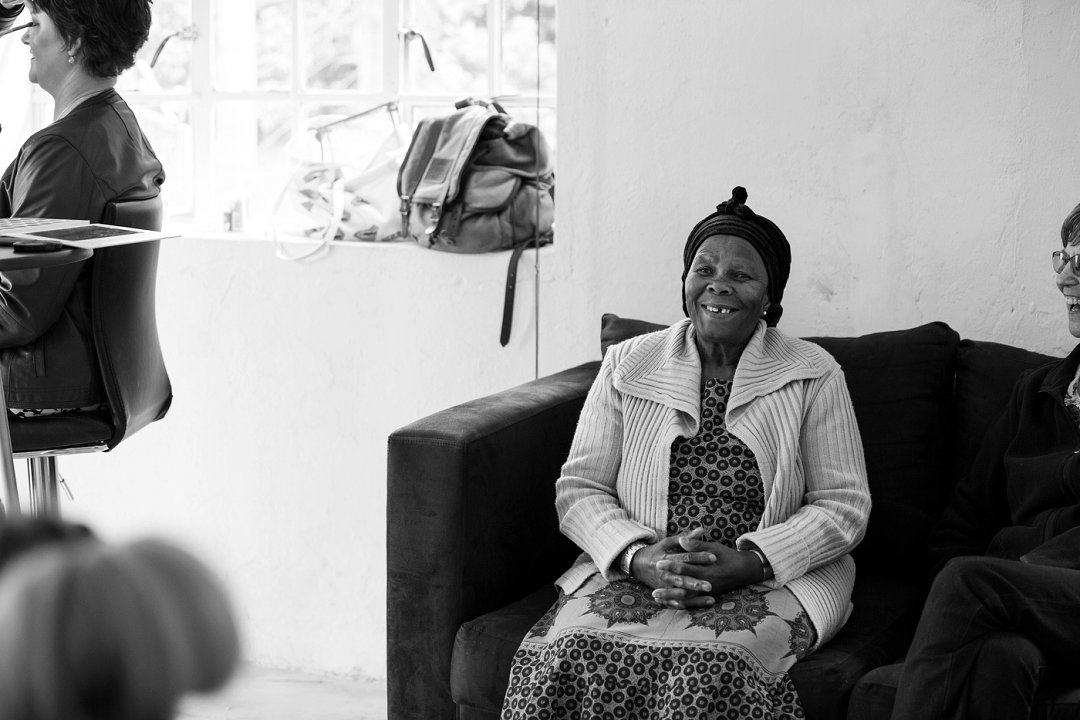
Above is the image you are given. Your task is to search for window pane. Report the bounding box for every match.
[286,104,408,239]
[129,0,193,92]
[302,104,406,173]
[129,102,194,216]
[502,0,556,96]
[213,102,296,229]
[302,0,383,91]
[212,102,407,235]
[214,0,293,92]
[405,0,489,95]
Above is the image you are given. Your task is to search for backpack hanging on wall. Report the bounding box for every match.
[397,100,554,345]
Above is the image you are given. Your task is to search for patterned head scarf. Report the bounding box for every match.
[681,186,791,326]
[1063,202,1080,247]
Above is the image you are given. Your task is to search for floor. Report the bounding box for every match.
[179,665,387,720]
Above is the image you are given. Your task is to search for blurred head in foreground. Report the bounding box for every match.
[0,533,240,720]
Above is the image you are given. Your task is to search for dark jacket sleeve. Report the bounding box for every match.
[927,375,1021,576]
[0,134,94,347]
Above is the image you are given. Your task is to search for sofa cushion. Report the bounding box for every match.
[848,660,1080,720]
[451,586,557,716]
[789,574,921,720]
[451,574,922,720]
[806,323,959,580]
[600,313,665,356]
[952,339,1060,481]
[847,662,903,720]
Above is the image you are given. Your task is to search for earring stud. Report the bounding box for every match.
[67,53,75,64]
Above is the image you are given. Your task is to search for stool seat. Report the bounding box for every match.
[9,412,113,455]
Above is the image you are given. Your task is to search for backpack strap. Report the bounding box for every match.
[499,233,554,346]
[396,115,446,240]
[500,243,528,347]
[407,105,497,238]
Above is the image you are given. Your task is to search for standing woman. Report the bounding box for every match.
[0,0,163,416]
[502,188,871,718]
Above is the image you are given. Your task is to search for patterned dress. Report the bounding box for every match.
[503,379,816,719]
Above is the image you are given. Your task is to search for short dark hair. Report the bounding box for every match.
[1063,202,1080,247]
[30,0,153,78]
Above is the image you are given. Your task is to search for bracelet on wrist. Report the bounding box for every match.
[619,541,648,575]
[748,547,773,581]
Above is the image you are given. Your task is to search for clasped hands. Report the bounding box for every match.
[629,527,764,609]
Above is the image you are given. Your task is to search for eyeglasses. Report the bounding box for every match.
[1053,250,1080,274]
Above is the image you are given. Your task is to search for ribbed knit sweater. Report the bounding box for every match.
[555,319,871,647]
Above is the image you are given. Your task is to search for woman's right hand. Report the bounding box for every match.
[629,527,717,607]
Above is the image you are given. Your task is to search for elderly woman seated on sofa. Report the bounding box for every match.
[500,187,872,719]
[890,201,1080,720]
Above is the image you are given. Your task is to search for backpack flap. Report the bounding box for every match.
[400,105,497,245]
[396,115,446,240]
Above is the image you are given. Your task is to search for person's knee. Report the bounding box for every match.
[931,556,1008,603]
[977,631,1043,671]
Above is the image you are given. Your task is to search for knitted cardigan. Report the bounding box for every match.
[555,319,871,647]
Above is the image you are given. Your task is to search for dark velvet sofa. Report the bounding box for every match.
[387,317,1080,720]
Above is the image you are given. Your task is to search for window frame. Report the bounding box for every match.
[114,0,555,229]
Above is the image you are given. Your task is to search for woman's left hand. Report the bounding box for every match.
[651,534,763,609]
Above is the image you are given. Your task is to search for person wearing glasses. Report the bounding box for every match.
[0,0,163,419]
[891,202,1080,719]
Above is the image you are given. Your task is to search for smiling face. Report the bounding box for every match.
[1056,239,1080,338]
[21,2,73,93]
[683,234,770,359]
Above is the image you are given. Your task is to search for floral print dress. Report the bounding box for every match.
[502,379,816,719]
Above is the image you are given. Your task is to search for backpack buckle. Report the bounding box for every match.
[425,202,442,236]
[399,195,411,237]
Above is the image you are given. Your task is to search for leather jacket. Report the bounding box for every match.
[0,88,165,408]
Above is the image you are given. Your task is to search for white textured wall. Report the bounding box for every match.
[546,0,1080,364]
[8,0,1080,682]
[52,238,555,679]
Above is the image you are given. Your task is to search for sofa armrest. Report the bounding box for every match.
[386,361,599,720]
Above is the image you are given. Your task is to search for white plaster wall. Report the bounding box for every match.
[546,0,1080,365]
[7,0,1080,683]
[50,238,559,679]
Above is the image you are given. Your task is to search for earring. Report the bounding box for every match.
[67,53,75,64]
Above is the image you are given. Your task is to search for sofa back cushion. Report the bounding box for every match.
[805,323,959,580]
[600,315,960,580]
[600,313,666,355]
[953,339,1060,482]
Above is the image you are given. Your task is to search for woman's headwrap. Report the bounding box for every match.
[681,186,792,326]
[1062,202,1080,247]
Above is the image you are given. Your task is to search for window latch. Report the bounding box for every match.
[399,27,436,72]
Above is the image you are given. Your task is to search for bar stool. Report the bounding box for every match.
[5,196,173,516]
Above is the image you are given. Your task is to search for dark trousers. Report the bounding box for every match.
[891,556,1080,720]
